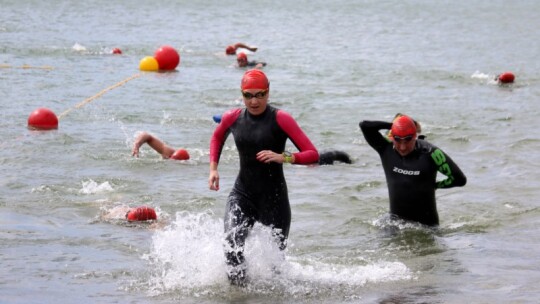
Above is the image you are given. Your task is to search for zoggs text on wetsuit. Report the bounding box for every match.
[360,120,467,226]
[210,105,318,274]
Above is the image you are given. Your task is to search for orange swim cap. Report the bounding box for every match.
[126,206,157,221]
[225,45,235,55]
[391,115,417,138]
[170,149,190,160]
[241,69,269,90]
[237,52,247,60]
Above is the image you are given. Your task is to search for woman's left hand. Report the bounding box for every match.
[256,150,283,164]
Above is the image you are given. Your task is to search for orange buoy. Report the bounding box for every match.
[170,149,190,160]
[112,48,122,54]
[154,45,180,70]
[498,72,515,84]
[126,206,157,221]
[27,108,58,130]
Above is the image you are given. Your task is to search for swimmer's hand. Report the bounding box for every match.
[209,169,220,191]
[256,150,284,164]
[132,145,140,157]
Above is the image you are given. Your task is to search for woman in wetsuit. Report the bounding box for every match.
[359,115,467,226]
[208,69,319,286]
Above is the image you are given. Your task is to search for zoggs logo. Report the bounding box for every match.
[393,167,420,175]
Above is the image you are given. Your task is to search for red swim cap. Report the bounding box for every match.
[237,52,247,60]
[170,148,190,160]
[126,206,157,222]
[225,45,235,55]
[391,115,417,137]
[241,69,269,90]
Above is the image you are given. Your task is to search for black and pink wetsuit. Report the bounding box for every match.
[360,120,467,226]
[210,105,318,283]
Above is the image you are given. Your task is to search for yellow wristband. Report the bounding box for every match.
[283,151,293,163]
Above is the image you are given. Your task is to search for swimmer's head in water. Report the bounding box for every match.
[237,52,248,67]
[390,115,417,138]
[241,69,269,90]
[237,52,247,61]
[170,148,190,160]
[225,45,235,55]
[126,206,157,221]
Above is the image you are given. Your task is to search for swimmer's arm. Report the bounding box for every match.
[235,43,257,52]
[431,148,467,189]
[209,109,240,163]
[132,132,176,158]
[276,110,319,164]
[359,120,392,151]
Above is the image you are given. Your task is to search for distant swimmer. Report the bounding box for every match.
[237,52,266,69]
[208,69,319,286]
[101,205,157,222]
[132,131,190,160]
[359,115,466,226]
[225,42,258,55]
[496,72,515,84]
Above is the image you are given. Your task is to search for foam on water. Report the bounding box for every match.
[144,211,413,299]
[79,179,114,194]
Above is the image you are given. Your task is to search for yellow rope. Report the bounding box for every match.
[58,73,141,120]
[0,64,54,70]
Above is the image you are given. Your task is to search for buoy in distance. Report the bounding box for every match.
[139,56,159,71]
[126,206,157,221]
[212,114,222,123]
[498,72,515,84]
[154,45,180,70]
[112,48,122,54]
[28,108,58,130]
[171,149,190,160]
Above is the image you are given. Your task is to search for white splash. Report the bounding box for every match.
[72,43,87,52]
[471,70,490,79]
[146,211,226,292]
[144,210,413,297]
[79,179,114,194]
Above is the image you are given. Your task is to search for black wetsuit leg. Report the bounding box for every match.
[223,192,255,286]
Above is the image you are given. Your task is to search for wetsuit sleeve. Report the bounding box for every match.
[430,148,467,189]
[359,120,392,153]
[276,110,319,164]
[209,109,241,163]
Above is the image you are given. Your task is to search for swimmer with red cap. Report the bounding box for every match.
[101,205,158,222]
[132,131,190,160]
[208,69,319,286]
[126,205,157,221]
[225,42,258,55]
[359,115,466,226]
[236,52,266,69]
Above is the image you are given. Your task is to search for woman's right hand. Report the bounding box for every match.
[209,169,220,191]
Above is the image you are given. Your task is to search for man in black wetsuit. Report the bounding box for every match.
[208,69,319,286]
[359,115,466,226]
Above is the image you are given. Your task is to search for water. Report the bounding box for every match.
[2,0,540,303]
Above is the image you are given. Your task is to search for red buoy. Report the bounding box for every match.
[170,149,190,160]
[498,72,515,84]
[112,48,122,54]
[126,206,157,221]
[27,108,58,130]
[154,45,180,70]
